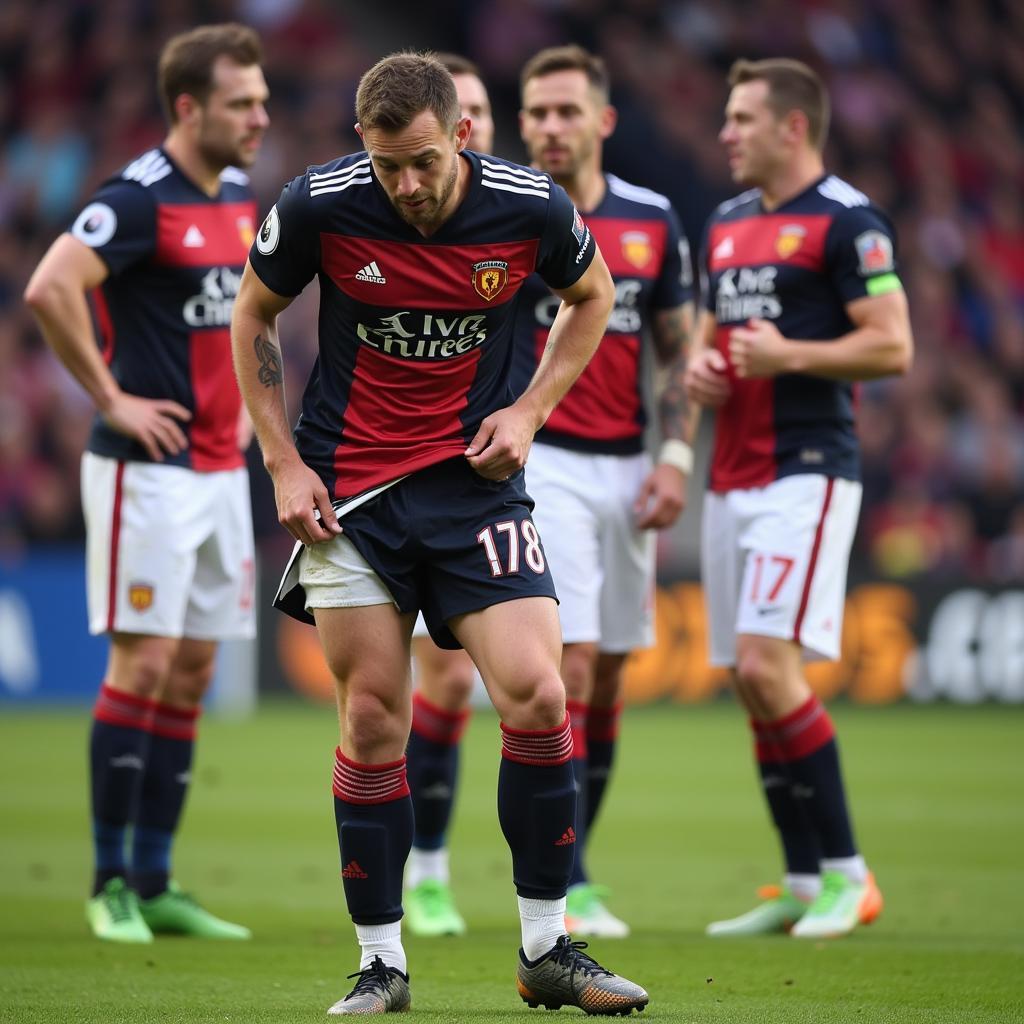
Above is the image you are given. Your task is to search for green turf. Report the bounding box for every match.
[1,701,1022,1022]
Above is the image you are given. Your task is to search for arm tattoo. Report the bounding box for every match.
[653,306,692,440]
[254,332,283,388]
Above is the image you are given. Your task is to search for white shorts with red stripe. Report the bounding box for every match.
[701,474,861,665]
[527,443,655,652]
[81,452,256,640]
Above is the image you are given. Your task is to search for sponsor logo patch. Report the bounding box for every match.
[471,260,509,302]
[256,205,280,255]
[71,203,118,248]
[854,230,894,276]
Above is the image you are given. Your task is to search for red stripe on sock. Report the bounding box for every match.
[566,700,588,759]
[93,682,153,730]
[333,748,410,804]
[411,691,471,745]
[792,478,834,646]
[586,703,622,743]
[749,717,779,763]
[147,700,200,741]
[500,714,573,766]
[768,695,835,761]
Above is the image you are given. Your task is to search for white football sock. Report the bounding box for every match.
[821,855,868,884]
[406,846,449,889]
[785,872,822,903]
[356,921,406,974]
[518,895,567,961]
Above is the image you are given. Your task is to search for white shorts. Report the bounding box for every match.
[526,443,655,652]
[82,452,255,640]
[701,474,861,665]
[298,534,396,612]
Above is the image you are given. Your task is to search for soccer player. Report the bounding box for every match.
[403,54,493,940]
[23,24,268,943]
[231,52,649,1016]
[685,58,912,938]
[518,45,694,937]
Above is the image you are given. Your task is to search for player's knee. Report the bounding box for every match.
[735,645,783,698]
[419,660,476,710]
[166,660,215,707]
[116,652,173,700]
[516,674,567,731]
[561,643,598,702]
[344,690,408,758]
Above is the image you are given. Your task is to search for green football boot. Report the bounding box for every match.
[791,871,883,939]
[404,879,467,937]
[565,883,630,938]
[86,877,154,943]
[139,881,251,939]
[706,883,809,937]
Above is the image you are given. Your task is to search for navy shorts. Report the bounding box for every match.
[278,458,557,649]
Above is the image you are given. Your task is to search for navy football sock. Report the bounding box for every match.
[131,701,198,899]
[772,696,858,859]
[584,702,621,833]
[751,718,821,875]
[333,749,413,925]
[498,715,576,899]
[406,692,469,850]
[90,684,152,895]
[566,700,589,886]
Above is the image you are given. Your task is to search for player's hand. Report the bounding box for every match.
[728,318,792,379]
[634,463,687,529]
[270,453,342,545]
[465,405,534,481]
[684,347,731,407]
[102,391,191,461]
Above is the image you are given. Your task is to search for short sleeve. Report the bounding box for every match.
[534,182,595,291]
[648,206,694,310]
[68,181,155,275]
[825,205,902,304]
[247,174,320,297]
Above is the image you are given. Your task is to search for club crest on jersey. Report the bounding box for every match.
[776,223,807,259]
[854,230,894,276]
[472,260,509,302]
[237,215,255,248]
[621,230,653,270]
[128,582,154,612]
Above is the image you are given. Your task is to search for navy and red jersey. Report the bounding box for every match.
[71,148,257,471]
[700,174,902,493]
[512,174,692,455]
[247,150,594,500]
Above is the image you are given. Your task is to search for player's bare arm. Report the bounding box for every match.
[635,302,695,529]
[728,288,912,381]
[465,249,614,480]
[24,234,191,462]
[684,309,731,408]
[231,262,342,544]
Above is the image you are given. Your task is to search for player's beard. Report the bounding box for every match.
[392,158,459,230]
[198,119,262,171]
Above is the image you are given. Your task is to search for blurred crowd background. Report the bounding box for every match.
[2,0,1023,584]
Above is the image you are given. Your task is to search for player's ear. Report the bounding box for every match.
[782,108,809,147]
[599,104,618,140]
[174,92,201,127]
[354,123,365,146]
[454,116,471,152]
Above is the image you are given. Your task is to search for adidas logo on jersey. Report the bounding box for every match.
[183,224,206,248]
[355,261,386,284]
[712,235,734,260]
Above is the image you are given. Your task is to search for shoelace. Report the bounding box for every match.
[104,883,137,923]
[345,957,396,999]
[549,938,614,981]
[810,873,848,913]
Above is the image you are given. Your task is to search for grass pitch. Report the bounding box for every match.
[1,700,1022,1023]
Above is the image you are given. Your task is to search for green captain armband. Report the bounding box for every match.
[866,272,901,296]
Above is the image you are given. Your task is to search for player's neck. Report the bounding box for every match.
[163,134,224,198]
[556,164,605,214]
[758,155,824,212]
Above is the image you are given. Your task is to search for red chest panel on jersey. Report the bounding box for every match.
[156,202,256,267]
[707,214,830,272]
[589,217,668,278]
[322,235,539,309]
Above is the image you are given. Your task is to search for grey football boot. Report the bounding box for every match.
[327,956,411,1015]
[516,935,649,1015]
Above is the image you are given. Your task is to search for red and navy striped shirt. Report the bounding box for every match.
[71,147,257,471]
[513,174,692,454]
[247,150,594,500]
[700,174,902,492]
